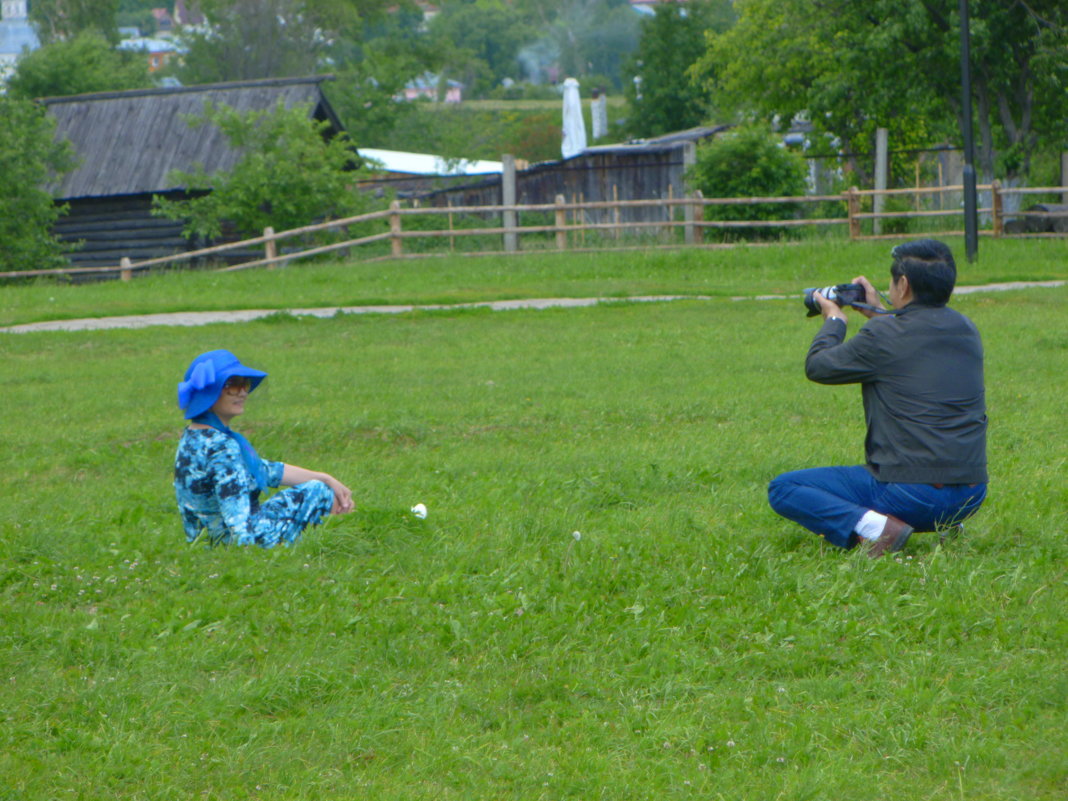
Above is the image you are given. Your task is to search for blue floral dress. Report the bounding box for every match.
[174,427,334,547]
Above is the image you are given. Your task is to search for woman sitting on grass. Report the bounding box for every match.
[174,349,353,547]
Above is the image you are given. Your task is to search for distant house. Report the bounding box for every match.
[0,0,38,82]
[151,7,175,34]
[400,72,463,103]
[43,76,346,267]
[173,0,205,27]
[117,36,182,72]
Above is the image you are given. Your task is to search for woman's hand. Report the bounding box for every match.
[282,464,354,515]
[324,476,354,515]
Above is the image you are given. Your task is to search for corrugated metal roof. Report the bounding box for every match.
[43,76,344,200]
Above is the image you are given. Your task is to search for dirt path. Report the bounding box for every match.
[2,282,1063,334]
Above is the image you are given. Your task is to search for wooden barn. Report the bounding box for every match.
[43,75,345,268]
[416,125,730,226]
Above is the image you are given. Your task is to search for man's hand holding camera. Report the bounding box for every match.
[847,276,885,318]
[813,275,886,322]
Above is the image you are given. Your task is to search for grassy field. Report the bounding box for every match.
[2,238,1066,328]
[1,241,1066,799]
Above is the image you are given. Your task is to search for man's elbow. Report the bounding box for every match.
[804,358,826,383]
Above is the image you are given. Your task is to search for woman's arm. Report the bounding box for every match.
[281,464,354,515]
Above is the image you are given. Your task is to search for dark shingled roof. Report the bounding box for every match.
[43,75,344,200]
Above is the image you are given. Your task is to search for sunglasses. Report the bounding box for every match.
[222,376,253,393]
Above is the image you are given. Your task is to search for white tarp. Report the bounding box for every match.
[561,77,587,159]
[358,148,502,176]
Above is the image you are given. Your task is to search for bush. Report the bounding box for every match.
[153,101,372,242]
[687,126,809,240]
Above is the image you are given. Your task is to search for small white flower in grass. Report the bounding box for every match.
[411,503,428,519]
[572,531,581,541]
[726,740,735,747]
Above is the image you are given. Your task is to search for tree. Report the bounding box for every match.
[153,101,371,240]
[686,126,809,240]
[174,0,339,84]
[172,0,390,85]
[5,31,151,99]
[429,2,535,96]
[29,0,120,44]
[624,0,735,138]
[0,97,78,272]
[695,0,1068,184]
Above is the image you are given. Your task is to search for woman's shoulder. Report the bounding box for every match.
[179,427,239,456]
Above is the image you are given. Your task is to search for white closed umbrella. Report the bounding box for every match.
[561,77,587,159]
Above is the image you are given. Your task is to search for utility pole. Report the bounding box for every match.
[959,0,979,262]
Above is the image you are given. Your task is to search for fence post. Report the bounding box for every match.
[554,194,567,250]
[1062,152,1068,204]
[390,200,403,258]
[502,153,518,253]
[682,141,698,245]
[693,190,704,245]
[684,191,696,245]
[612,184,621,240]
[448,199,455,252]
[120,256,132,282]
[665,183,674,242]
[263,226,277,268]
[847,187,861,240]
[579,192,585,245]
[991,180,1003,238]
[873,127,888,236]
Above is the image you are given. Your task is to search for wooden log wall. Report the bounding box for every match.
[51,193,259,269]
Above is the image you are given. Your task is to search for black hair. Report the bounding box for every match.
[890,238,956,306]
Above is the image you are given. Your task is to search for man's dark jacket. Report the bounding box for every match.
[805,303,988,485]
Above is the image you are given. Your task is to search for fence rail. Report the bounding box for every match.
[4,182,1067,281]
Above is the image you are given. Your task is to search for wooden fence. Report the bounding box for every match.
[3,182,1067,281]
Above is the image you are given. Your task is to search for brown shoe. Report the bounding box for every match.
[867,515,914,559]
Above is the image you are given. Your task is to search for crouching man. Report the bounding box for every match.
[768,239,988,557]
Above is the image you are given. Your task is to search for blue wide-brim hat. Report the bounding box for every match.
[177,349,267,419]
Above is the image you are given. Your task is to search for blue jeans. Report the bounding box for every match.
[768,466,987,549]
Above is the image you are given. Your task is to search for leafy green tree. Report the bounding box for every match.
[0,97,78,272]
[5,31,151,100]
[624,0,734,138]
[153,101,371,240]
[173,0,348,84]
[549,0,640,91]
[429,2,535,96]
[695,0,1068,184]
[169,0,400,83]
[29,0,120,44]
[687,126,808,240]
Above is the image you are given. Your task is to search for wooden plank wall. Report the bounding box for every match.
[417,145,688,225]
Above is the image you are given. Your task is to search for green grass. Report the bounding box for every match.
[2,237,1066,328]
[1,244,1066,799]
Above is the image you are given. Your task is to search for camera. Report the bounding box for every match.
[803,283,867,316]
